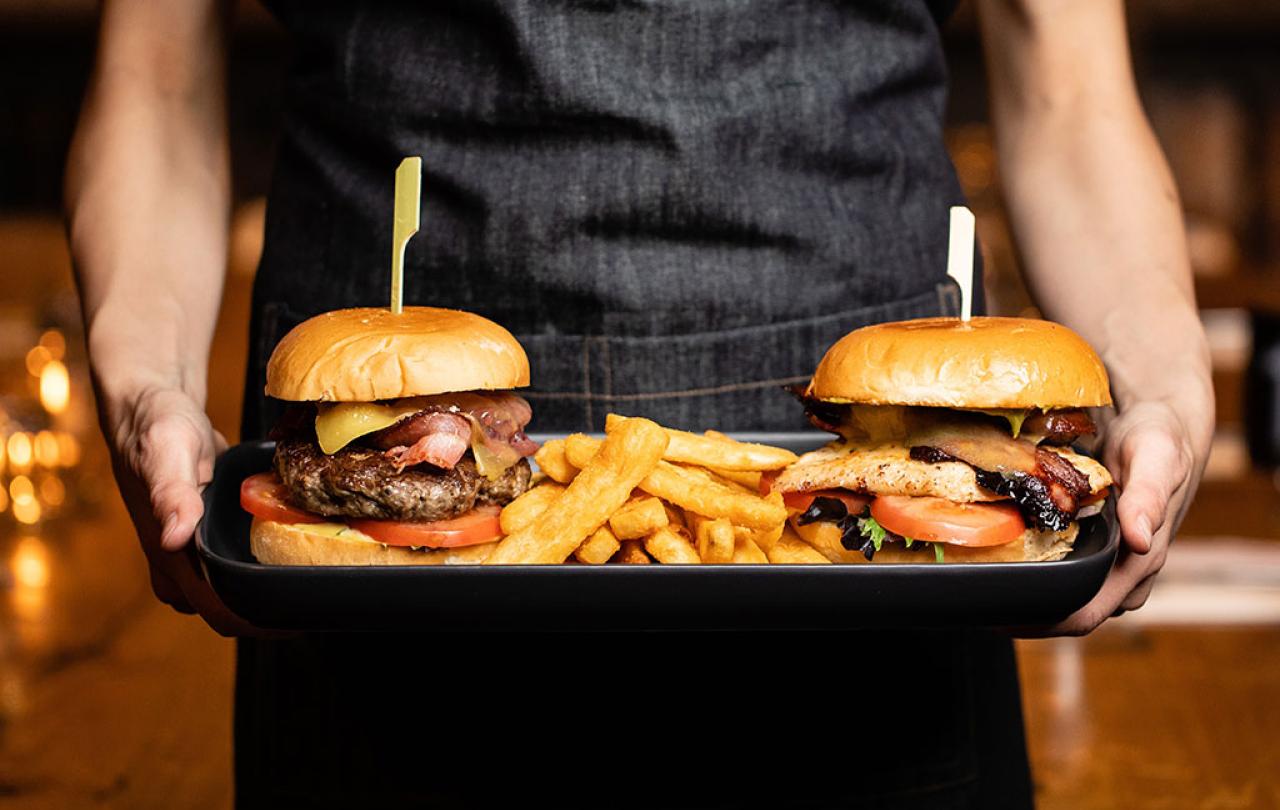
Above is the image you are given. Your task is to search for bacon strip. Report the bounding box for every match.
[908,421,1095,531]
[1022,409,1096,446]
[372,392,538,473]
[383,413,471,472]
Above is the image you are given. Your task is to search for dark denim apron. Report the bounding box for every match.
[237,2,1033,807]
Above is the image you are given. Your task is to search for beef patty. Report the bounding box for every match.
[274,440,532,522]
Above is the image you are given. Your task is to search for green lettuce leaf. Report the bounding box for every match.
[857,516,887,552]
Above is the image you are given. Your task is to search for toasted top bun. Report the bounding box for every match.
[265,307,530,402]
[249,518,495,566]
[808,316,1111,410]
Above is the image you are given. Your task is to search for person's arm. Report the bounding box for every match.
[977,0,1214,633]
[66,0,250,633]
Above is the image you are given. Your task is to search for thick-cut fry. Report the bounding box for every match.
[732,535,769,564]
[575,525,621,565]
[704,429,732,442]
[645,525,701,564]
[563,433,600,469]
[707,467,763,492]
[606,413,797,471]
[663,502,686,528]
[534,439,579,484]
[767,527,832,564]
[677,463,753,494]
[499,483,565,535]
[734,492,785,552]
[643,463,785,529]
[486,418,668,564]
[613,540,651,564]
[564,435,786,530]
[692,516,734,563]
[608,496,669,540]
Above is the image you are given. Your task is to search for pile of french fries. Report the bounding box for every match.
[484,414,832,565]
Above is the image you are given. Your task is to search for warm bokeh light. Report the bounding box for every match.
[10,535,50,636]
[11,477,41,525]
[24,345,51,376]
[38,329,66,360]
[0,431,6,472]
[33,430,59,467]
[55,432,80,467]
[0,484,8,513]
[39,360,70,415]
[13,497,42,525]
[39,475,66,507]
[12,536,51,589]
[10,475,35,502]
[7,432,33,472]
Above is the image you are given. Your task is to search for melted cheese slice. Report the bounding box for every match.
[315,400,426,454]
[294,522,379,543]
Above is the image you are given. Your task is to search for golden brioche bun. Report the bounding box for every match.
[808,316,1111,410]
[249,518,496,566]
[265,307,529,402]
[789,517,1078,564]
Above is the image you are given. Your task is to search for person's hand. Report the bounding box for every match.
[103,383,257,636]
[1028,396,1212,636]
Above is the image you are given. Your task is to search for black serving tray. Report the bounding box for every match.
[196,435,1119,632]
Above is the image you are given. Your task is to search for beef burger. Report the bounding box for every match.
[241,307,537,565]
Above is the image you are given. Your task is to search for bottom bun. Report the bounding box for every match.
[790,518,1078,564]
[250,518,497,566]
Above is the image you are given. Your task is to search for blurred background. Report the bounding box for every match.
[1,2,1278,808]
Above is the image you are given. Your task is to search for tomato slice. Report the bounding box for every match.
[350,506,502,549]
[782,489,871,516]
[759,470,780,496]
[240,472,325,524]
[870,495,1025,547]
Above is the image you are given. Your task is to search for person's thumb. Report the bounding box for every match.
[1112,425,1188,555]
[137,416,208,553]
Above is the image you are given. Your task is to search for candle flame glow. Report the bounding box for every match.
[39,475,66,507]
[38,329,66,360]
[12,496,41,525]
[12,536,50,589]
[33,431,59,467]
[7,433,32,472]
[39,360,70,415]
[25,345,51,376]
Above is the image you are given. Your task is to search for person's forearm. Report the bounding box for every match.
[66,0,231,415]
[980,1,1212,437]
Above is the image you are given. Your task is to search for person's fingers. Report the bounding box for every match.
[148,566,196,614]
[196,429,226,487]
[1111,426,1190,556]
[1118,571,1160,613]
[155,544,261,636]
[1036,546,1157,636]
[134,415,207,552]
